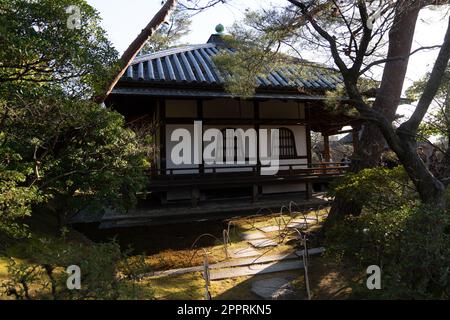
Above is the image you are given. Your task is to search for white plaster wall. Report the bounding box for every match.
[165,124,309,174]
[165,124,199,174]
[203,125,255,173]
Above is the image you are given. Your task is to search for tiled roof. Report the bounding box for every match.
[111,87,343,101]
[118,43,343,91]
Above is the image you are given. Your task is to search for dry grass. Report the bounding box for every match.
[138,207,359,300]
[1,206,360,300]
[0,257,9,280]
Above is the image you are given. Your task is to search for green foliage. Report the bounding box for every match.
[140,9,191,54]
[0,0,148,236]
[326,205,450,299]
[328,166,417,213]
[212,7,315,98]
[327,167,450,298]
[0,0,118,97]
[1,238,151,300]
[1,88,149,227]
[1,259,42,299]
[118,254,152,280]
[0,167,42,238]
[211,7,358,102]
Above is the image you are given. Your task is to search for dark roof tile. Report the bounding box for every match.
[120,43,341,91]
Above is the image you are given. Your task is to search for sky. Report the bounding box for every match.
[87,0,449,117]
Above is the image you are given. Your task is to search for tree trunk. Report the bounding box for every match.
[327,2,421,223]
[398,142,446,207]
[443,87,450,187]
[94,0,178,103]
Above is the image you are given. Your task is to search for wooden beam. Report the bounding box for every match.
[159,98,167,174]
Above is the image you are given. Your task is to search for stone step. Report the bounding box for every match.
[286,222,308,229]
[230,247,261,258]
[149,247,324,278]
[292,217,317,223]
[249,238,278,248]
[258,225,284,233]
[251,278,296,300]
[241,231,268,240]
[210,260,304,281]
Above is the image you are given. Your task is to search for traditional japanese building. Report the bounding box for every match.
[105,27,359,213]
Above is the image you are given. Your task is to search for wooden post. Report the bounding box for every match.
[161,192,168,205]
[252,184,259,203]
[203,249,211,300]
[322,133,331,163]
[306,183,313,199]
[191,188,200,208]
[302,234,311,300]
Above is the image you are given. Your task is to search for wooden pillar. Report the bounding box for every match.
[252,184,258,203]
[197,99,204,174]
[254,100,261,175]
[306,183,313,199]
[161,192,168,205]
[322,133,331,163]
[159,99,167,203]
[159,98,167,174]
[191,188,200,208]
[305,103,312,166]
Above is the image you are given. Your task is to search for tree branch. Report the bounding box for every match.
[359,45,443,75]
[94,0,179,104]
[288,0,349,74]
[398,15,450,136]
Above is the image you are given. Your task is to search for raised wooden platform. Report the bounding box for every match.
[147,163,349,192]
[70,193,332,228]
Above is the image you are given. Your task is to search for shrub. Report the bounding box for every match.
[326,204,450,299]
[328,166,417,213]
[1,238,152,300]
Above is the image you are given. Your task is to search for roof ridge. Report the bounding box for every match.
[133,43,216,64]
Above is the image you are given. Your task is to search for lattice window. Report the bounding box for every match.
[279,128,297,159]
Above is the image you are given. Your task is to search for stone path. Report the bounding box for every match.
[241,230,267,240]
[286,222,308,229]
[230,247,261,258]
[210,252,298,270]
[249,238,278,248]
[210,260,304,281]
[251,278,295,300]
[258,225,284,233]
[149,247,325,278]
[256,217,318,234]
[294,216,318,222]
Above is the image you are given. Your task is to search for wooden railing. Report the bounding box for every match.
[149,162,350,180]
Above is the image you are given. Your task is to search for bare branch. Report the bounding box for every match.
[359,45,443,75]
[399,15,450,136]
